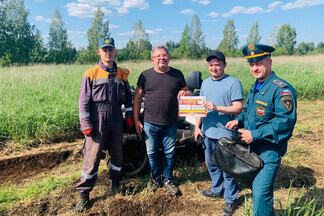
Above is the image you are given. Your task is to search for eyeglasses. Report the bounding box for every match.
[153,54,168,59]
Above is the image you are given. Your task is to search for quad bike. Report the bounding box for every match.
[105,71,204,177]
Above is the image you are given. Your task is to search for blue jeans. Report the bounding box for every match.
[144,122,177,184]
[204,136,239,203]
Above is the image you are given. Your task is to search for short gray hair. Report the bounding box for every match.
[151,44,170,58]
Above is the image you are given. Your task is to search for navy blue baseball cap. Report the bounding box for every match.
[242,43,275,62]
[206,50,226,63]
[98,37,115,49]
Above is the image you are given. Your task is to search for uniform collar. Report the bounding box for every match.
[251,72,277,94]
[99,61,118,76]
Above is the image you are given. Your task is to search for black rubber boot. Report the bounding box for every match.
[74,192,90,213]
[111,179,120,190]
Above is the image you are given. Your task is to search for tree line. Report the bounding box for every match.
[1,0,324,66]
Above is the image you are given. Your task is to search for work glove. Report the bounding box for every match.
[126,117,134,129]
[83,128,93,136]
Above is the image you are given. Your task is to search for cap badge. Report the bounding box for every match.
[248,44,255,51]
[104,39,110,44]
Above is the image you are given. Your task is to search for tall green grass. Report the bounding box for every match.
[1,56,323,143]
[242,181,324,216]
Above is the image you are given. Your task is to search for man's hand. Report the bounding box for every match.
[194,127,204,142]
[225,120,239,129]
[239,129,253,144]
[204,102,217,111]
[126,117,134,129]
[83,128,93,136]
[178,89,191,97]
[134,120,144,135]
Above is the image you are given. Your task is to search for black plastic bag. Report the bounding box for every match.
[210,137,264,187]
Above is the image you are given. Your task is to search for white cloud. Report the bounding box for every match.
[222,6,265,17]
[240,34,248,38]
[180,9,195,15]
[35,16,51,23]
[123,0,149,10]
[244,6,264,14]
[191,0,210,5]
[281,0,324,10]
[202,19,218,23]
[65,2,113,18]
[268,1,283,8]
[207,12,218,17]
[162,0,174,5]
[115,0,149,15]
[145,28,163,34]
[118,31,133,36]
[109,24,120,29]
[199,0,210,5]
[116,7,129,14]
[77,0,122,6]
[236,28,245,32]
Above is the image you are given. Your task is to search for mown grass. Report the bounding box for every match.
[0,56,323,143]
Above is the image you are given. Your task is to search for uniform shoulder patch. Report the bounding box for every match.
[273,79,287,88]
[281,96,293,111]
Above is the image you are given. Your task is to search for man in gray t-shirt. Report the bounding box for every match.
[194,51,243,216]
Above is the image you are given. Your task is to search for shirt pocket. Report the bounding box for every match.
[92,83,107,102]
[254,99,274,121]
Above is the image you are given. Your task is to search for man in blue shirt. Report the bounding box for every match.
[226,43,297,216]
[195,51,244,216]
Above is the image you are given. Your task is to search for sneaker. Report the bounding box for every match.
[200,190,222,198]
[222,202,235,216]
[163,180,180,195]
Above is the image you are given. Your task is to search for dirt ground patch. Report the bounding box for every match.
[1,100,324,215]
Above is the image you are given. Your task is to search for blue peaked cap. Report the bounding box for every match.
[242,43,275,62]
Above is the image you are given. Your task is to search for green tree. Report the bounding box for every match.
[217,19,239,57]
[129,20,151,60]
[30,29,47,63]
[317,42,324,49]
[0,0,40,66]
[165,41,177,52]
[296,42,315,55]
[48,9,76,64]
[246,22,261,44]
[188,14,206,59]
[86,8,110,63]
[276,24,296,55]
[174,24,190,58]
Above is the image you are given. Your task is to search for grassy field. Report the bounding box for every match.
[0,55,323,143]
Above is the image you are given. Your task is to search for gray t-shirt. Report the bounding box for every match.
[200,75,243,139]
[137,67,186,125]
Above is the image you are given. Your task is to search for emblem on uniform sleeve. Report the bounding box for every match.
[256,106,266,117]
[281,96,293,111]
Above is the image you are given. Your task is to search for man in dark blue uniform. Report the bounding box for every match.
[226,43,297,216]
